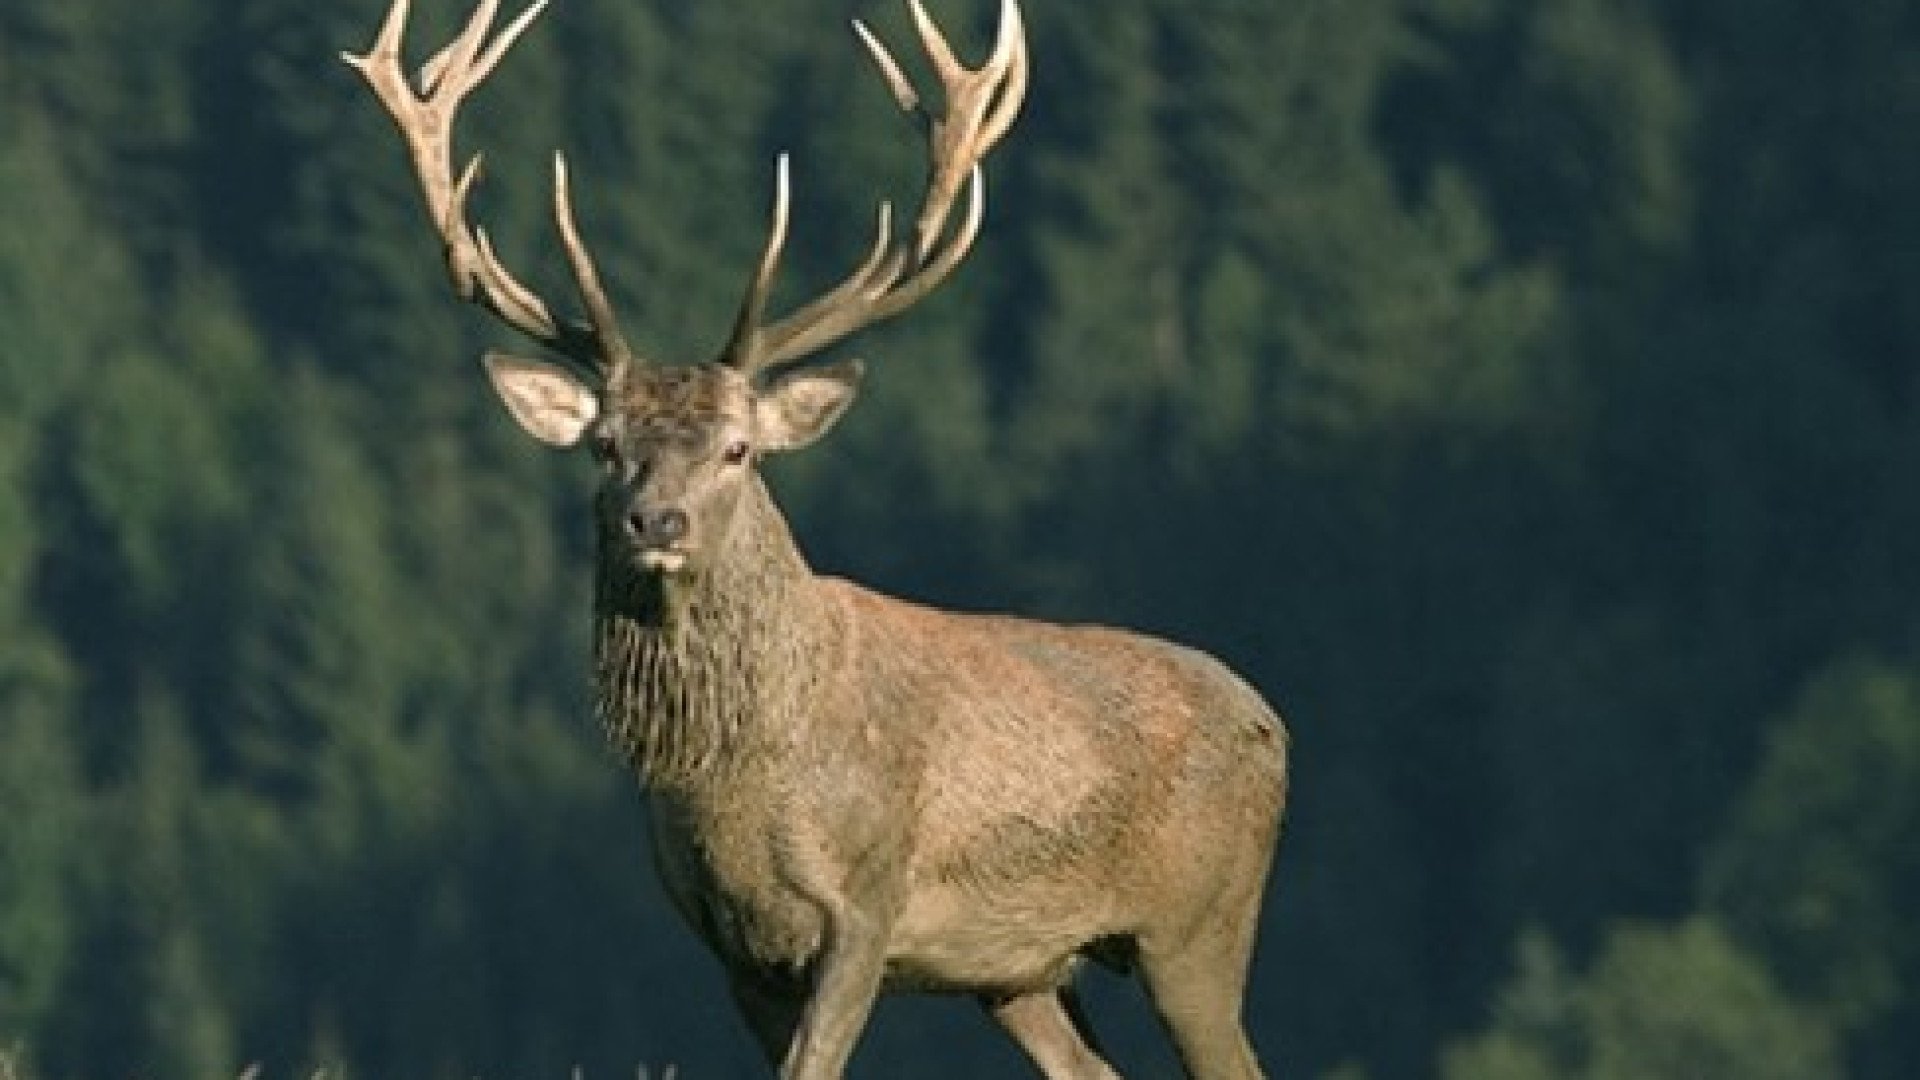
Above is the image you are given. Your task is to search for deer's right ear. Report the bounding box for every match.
[754,358,864,452]
[482,351,601,448]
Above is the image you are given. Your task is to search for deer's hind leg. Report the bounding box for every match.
[1134,875,1269,1080]
[1135,935,1265,1080]
[982,987,1120,1080]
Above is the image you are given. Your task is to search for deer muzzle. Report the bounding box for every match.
[627,506,691,571]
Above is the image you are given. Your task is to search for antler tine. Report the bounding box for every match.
[468,0,549,90]
[421,0,498,95]
[904,0,1025,263]
[554,153,635,368]
[343,0,632,374]
[852,21,925,127]
[452,153,563,339]
[974,0,1029,159]
[868,164,986,323]
[775,202,902,337]
[720,155,795,367]
[722,0,1026,378]
[761,176,979,367]
[907,0,966,85]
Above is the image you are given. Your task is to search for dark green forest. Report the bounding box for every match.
[3,0,1918,1076]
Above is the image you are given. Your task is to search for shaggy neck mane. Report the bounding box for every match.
[593,477,831,789]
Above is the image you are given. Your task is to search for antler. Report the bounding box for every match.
[342,0,635,373]
[720,0,1028,377]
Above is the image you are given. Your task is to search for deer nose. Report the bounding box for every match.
[627,506,689,548]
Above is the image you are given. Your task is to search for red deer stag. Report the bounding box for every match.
[343,1,1287,1077]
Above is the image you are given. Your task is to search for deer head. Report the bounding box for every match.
[343,0,1026,580]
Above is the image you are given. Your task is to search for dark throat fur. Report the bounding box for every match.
[591,481,833,788]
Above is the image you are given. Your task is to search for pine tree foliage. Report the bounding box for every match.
[1441,920,1841,1080]
[1705,659,1920,1066]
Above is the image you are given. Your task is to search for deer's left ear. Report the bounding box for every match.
[483,351,601,448]
[754,359,864,452]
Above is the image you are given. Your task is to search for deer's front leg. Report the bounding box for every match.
[781,906,889,1080]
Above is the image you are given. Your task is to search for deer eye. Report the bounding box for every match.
[722,439,751,465]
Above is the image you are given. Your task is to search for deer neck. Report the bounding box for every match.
[592,476,832,789]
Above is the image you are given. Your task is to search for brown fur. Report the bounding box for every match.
[584,410,1288,1079]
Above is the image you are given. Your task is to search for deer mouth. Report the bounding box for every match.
[637,548,691,575]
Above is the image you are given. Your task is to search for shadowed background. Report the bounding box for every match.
[2,0,1917,1077]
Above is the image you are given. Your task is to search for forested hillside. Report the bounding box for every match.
[3,0,1918,1077]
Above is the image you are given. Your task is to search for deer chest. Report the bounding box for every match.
[645,791,828,976]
